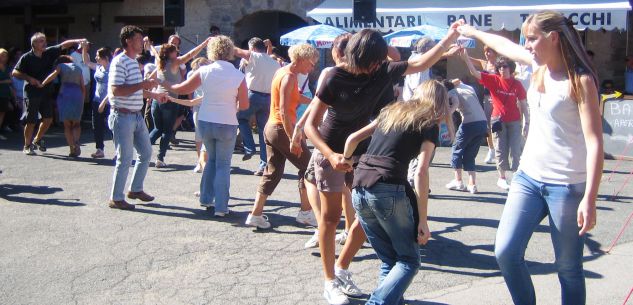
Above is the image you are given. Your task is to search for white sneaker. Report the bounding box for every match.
[445,179,466,191]
[304,229,319,249]
[323,280,350,305]
[245,214,271,229]
[193,163,202,173]
[484,149,495,164]
[497,178,511,191]
[296,210,318,227]
[214,210,229,217]
[335,231,348,245]
[155,160,167,168]
[467,185,478,194]
[362,240,372,248]
[335,268,363,297]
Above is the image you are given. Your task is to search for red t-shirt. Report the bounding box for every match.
[480,72,526,122]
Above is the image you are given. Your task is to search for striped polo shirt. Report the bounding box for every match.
[108,53,144,111]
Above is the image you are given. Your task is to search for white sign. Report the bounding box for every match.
[308,0,630,32]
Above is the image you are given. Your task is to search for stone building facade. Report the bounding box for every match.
[0,0,629,91]
[0,0,324,53]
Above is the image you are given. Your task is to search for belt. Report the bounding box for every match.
[113,107,141,114]
[249,90,271,96]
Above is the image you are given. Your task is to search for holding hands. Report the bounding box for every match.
[328,153,352,173]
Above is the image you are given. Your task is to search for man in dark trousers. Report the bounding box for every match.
[12,32,86,155]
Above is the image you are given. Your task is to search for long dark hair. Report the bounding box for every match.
[344,29,388,75]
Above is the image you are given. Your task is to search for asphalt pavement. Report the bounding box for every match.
[1,125,632,305]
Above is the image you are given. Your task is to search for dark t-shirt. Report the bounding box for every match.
[316,61,409,154]
[14,45,62,98]
[364,124,439,176]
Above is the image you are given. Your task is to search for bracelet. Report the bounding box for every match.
[344,156,352,160]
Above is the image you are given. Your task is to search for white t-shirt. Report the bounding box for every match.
[108,53,144,111]
[453,83,487,124]
[197,60,244,125]
[519,64,587,184]
[244,52,280,93]
[70,51,91,85]
[402,52,430,101]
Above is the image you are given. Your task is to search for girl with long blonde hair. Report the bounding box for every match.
[458,10,602,305]
[341,80,452,305]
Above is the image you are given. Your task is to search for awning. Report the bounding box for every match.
[307,0,631,32]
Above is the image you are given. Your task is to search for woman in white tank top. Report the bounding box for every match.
[458,10,602,305]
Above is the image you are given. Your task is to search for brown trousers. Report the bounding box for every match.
[258,123,311,195]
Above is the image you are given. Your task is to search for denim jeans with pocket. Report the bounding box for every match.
[495,170,587,305]
[451,120,488,171]
[237,91,269,170]
[149,100,179,161]
[197,120,237,213]
[353,183,420,305]
[108,111,153,201]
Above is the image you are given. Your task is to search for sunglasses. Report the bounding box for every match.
[497,64,510,69]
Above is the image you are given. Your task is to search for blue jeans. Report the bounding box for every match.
[450,120,488,171]
[92,101,110,150]
[197,120,237,213]
[108,111,153,201]
[495,170,587,305]
[149,100,179,161]
[352,183,420,305]
[237,91,269,170]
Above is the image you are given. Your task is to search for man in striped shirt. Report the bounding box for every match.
[108,25,168,210]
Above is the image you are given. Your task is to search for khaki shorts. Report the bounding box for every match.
[312,151,354,193]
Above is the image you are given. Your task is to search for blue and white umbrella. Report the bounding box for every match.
[383,25,476,48]
[280,24,349,49]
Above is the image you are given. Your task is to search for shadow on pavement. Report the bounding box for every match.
[431,193,507,205]
[0,184,85,207]
[38,153,115,166]
[418,216,605,278]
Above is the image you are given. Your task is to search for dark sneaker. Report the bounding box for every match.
[108,200,136,210]
[34,140,46,152]
[127,191,155,202]
[254,168,264,176]
[242,152,254,161]
[23,145,36,155]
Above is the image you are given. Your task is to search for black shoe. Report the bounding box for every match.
[242,152,254,161]
[34,140,46,152]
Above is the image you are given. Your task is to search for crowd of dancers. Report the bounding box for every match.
[6,10,603,305]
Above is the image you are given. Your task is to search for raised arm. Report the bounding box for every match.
[60,38,86,50]
[457,24,532,65]
[577,74,603,236]
[264,39,273,55]
[81,42,98,70]
[387,46,401,61]
[468,56,486,70]
[176,37,210,65]
[459,49,482,80]
[404,20,463,75]
[233,47,251,60]
[40,66,61,87]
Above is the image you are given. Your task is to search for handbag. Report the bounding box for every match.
[491,117,503,133]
